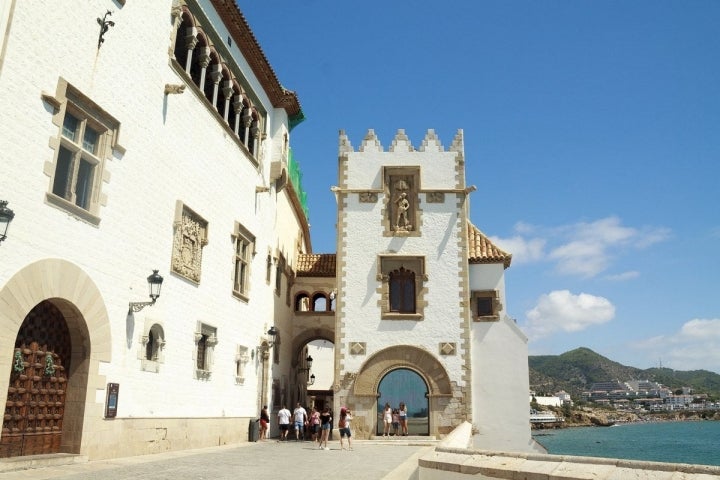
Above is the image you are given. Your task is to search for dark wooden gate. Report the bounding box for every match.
[1,301,71,458]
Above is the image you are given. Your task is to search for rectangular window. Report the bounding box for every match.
[44,79,121,225]
[471,290,501,321]
[232,222,255,300]
[196,334,208,370]
[275,254,285,295]
[194,322,217,380]
[379,256,426,320]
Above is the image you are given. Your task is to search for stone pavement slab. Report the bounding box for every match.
[0,440,432,480]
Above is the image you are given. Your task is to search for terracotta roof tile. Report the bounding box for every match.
[468,223,512,269]
[296,254,336,277]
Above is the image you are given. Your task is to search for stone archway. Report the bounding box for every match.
[341,345,457,439]
[290,328,334,410]
[0,259,111,456]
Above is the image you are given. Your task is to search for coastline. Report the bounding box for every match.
[531,406,720,430]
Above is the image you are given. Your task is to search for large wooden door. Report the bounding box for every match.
[1,301,71,458]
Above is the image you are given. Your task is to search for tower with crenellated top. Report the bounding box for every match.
[331,129,537,451]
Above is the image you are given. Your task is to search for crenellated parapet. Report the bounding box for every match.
[338,128,464,154]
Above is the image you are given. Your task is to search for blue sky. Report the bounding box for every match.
[240,1,720,374]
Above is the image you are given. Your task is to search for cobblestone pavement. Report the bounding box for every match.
[0,440,433,480]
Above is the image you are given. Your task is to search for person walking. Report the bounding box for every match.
[338,406,353,450]
[319,406,332,450]
[259,405,270,441]
[292,402,307,441]
[382,402,392,437]
[309,407,320,443]
[277,404,291,441]
[399,401,408,436]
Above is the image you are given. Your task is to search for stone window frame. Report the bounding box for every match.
[265,249,273,284]
[42,78,123,226]
[275,253,285,297]
[231,221,255,302]
[471,290,502,321]
[377,255,427,320]
[194,322,218,380]
[382,166,422,237]
[138,322,166,373]
[235,345,250,384]
[171,201,209,284]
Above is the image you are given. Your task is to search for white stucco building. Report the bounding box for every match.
[0,0,535,463]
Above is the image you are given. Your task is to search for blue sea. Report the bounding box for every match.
[533,421,720,467]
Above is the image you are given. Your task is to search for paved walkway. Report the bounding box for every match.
[0,439,433,480]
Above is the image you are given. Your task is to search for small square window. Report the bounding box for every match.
[471,290,501,321]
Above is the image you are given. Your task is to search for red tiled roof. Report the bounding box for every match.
[296,254,336,277]
[210,0,302,118]
[468,223,512,269]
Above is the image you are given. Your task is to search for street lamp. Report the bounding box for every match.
[0,200,15,245]
[128,270,164,312]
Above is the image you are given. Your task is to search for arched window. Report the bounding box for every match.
[295,293,310,312]
[312,293,328,312]
[389,267,415,313]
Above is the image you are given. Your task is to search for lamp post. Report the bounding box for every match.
[128,270,164,312]
[0,200,15,245]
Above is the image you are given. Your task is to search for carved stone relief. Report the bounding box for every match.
[172,205,208,283]
[426,192,445,203]
[391,177,413,231]
[358,192,378,203]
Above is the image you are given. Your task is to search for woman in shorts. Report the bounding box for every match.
[338,406,353,450]
[259,405,269,441]
[319,406,332,450]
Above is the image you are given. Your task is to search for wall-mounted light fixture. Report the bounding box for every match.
[299,354,314,384]
[0,200,15,245]
[266,326,277,348]
[128,270,164,313]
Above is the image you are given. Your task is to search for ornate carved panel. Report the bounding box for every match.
[172,203,208,283]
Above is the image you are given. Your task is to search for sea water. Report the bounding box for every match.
[533,421,720,467]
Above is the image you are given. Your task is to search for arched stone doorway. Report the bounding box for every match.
[342,345,456,439]
[376,368,429,436]
[290,329,334,413]
[2,300,73,456]
[0,259,111,458]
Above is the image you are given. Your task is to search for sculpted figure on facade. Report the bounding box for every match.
[392,179,413,231]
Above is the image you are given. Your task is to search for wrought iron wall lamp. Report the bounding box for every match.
[128,270,164,313]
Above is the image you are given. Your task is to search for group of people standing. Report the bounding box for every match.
[260,403,353,450]
[382,401,408,437]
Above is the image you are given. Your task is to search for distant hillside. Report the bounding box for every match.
[529,347,720,399]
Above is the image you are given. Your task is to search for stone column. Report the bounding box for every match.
[196,47,211,91]
[232,95,244,137]
[208,65,223,110]
[221,81,234,123]
[184,28,198,73]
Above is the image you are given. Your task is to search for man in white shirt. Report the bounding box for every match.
[277,405,291,441]
[292,402,308,441]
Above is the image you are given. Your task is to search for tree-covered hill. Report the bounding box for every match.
[529,347,720,399]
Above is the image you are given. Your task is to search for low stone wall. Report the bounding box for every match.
[83,417,250,460]
[418,422,720,479]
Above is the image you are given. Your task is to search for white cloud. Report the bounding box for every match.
[603,271,640,281]
[497,216,669,278]
[635,319,720,373]
[523,290,615,340]
[489,235,545,264]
